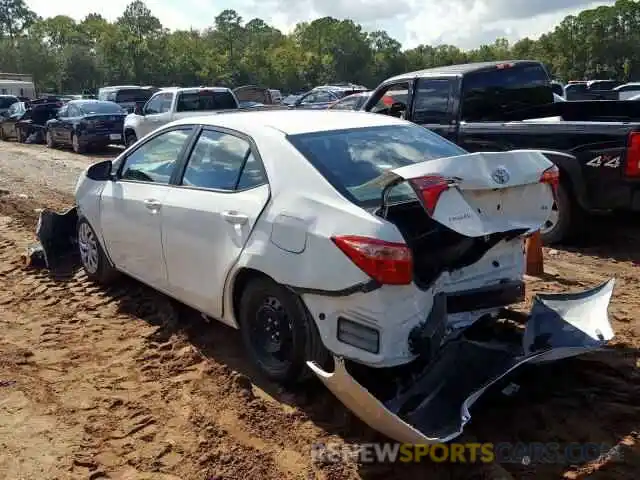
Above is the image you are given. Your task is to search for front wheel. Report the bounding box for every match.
[540,182,585,245]
[125,130,137,148]
[71,133,86,153]
[78,219,118,284]
[238,277,330,385]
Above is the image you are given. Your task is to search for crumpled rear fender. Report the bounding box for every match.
[308,279,616,444]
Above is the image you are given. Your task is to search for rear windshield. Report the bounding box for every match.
[77,101,125,115]
[0,96,18,108]
[461,64,552,121]
[176,91,237,112]
[288,124,467,206]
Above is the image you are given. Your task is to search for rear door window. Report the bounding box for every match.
[180,129,267,191]
[176,91,237,112]
[461,64,552,121]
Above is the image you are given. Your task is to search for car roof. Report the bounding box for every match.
[384,60,542,83]
[170,110,407,135]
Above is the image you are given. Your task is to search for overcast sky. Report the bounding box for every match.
[26,0,615,49]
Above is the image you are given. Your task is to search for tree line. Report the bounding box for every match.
[0,0,639,94]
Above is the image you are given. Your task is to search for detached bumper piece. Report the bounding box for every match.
[307,279,615,444]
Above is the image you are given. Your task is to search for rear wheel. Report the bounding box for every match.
[238,277,329,385]
[45,129,56,148]
[540,181,585,245]
[77,218,118,284]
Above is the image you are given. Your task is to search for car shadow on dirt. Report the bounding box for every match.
[30,260,633,480]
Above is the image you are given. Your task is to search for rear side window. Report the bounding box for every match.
[461,64,551,121]
[288,124,466,206]
[180,129,266,191]
[176,91,237,112]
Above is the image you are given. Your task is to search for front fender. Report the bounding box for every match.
[308,279,616,444]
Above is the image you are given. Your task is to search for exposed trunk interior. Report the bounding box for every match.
[378,200,526,289]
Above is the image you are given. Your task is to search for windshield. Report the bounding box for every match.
[78,101,125,115]
[176,90,237,112]
[115,89,155,103]
[288,124,467,206]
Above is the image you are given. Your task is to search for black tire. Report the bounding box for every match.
[45,129,56,148]
[540,181,585,245]
[238,277,330,385]
[125,130,137,148]
[77,218,119,284]
[71,133,86,153]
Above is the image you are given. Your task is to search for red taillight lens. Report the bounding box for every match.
[409,175,450,216]
[539,165,560,195]
[625,132,640,177]
[331,236,413,285]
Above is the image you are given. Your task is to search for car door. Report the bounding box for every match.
[410,77,457,141]
[140,92,174,137]
[99,126,195,291]
[161,127,270,318]
[62,104,82,143]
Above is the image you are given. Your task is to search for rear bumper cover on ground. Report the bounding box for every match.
[308,279,616,444]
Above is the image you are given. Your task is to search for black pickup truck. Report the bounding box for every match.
[361,60,640,244]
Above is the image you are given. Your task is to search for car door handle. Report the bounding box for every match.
[144,199,161,211]
[221,211,248,224]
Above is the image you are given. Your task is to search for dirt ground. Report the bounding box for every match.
[0,141,638,480]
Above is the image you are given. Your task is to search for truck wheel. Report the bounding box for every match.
[540,182,584,245]
[238,276,330,386]
[125,130,137,147]
[77,218,118,284]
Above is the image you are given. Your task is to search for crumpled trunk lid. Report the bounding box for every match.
[308,279,615,444]
[379,150,557,238]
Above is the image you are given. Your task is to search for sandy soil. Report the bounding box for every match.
[0,140,638,480]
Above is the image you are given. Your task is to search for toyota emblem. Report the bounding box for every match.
[491,167,510,185]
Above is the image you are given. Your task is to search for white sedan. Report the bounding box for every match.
[74,110,614,444]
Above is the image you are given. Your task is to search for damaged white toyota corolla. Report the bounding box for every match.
[69,110,615,444]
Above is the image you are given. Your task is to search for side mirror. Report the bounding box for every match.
[86,160,112,181]
[134,104,143,115]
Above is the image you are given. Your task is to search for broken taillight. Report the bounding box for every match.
[625,131,640,177]
[409,175,451,216]
[539,165,560,195]
[331,236,413,285]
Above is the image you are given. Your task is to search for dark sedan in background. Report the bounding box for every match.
[45,100,127,153]
[289,84,369,109]
[0,99,62,142]
[328,91,371,110]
